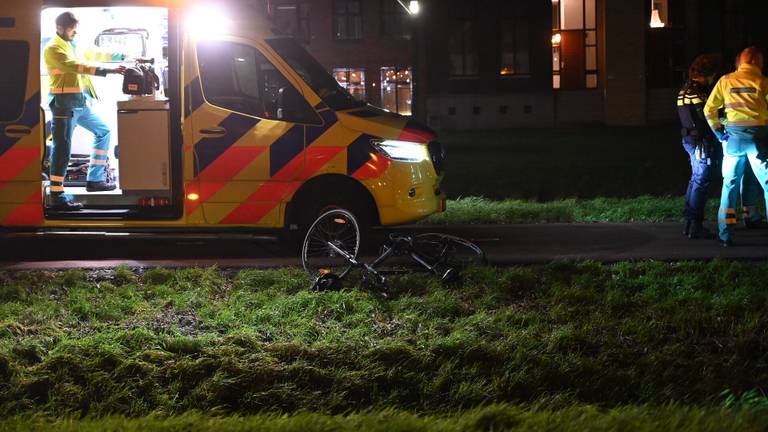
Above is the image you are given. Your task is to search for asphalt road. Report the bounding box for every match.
[1,222,767,270]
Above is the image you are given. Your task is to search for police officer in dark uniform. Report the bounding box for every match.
[677,54,720,239]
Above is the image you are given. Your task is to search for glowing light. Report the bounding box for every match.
[187,193,200,201]
[186,6,231,39]
[650,9,665,28]
[551,33,561,45]
[408,1,421,15]
[372,140,428,162]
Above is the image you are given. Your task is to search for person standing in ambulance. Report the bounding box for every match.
[44,11,126,210]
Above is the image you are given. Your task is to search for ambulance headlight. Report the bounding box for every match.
[372,140,429,162]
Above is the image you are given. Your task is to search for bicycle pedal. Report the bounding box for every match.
[311,273,343,292]
[440,267,459,284]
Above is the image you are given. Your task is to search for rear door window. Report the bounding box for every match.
[0,40,29,122]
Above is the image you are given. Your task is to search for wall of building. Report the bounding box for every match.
[427,92,554,130]
[272,0,415,109]
[603,0,646,126]
[421,0,553,129]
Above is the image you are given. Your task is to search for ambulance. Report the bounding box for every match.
[0,0,445,246]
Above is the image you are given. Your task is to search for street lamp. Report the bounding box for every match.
[396,0,420,15]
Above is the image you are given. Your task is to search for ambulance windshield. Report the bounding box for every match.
[266,38,364,110]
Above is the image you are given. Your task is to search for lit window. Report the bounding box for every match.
[333,68,366,101]
[380,67,412,115]
[551,0,598,89]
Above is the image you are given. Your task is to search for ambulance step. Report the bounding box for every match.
[45,209,134,220]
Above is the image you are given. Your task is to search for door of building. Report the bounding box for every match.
[559,30,585,90]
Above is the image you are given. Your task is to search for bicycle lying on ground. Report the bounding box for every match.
[301,209,486,295]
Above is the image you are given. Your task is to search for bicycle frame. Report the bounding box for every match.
[325,235,451,286]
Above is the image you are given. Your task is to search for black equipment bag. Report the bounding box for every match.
[122,60,160,95]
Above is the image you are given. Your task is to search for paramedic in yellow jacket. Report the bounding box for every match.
[704,46,768,246]
[44,11,126,210]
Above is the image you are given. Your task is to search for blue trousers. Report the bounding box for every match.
[682,140,716,221]
[718,126,768,241]
[49,96,111,193]
[741,162,763,222]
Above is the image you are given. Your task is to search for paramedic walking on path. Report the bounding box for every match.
[44,11,126,210]
[704,47,768,247]
[677,54,720,239]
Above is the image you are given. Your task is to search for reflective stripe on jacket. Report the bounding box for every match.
[704,63,768,130]
[677,80,715,142]
[43,33,123,98]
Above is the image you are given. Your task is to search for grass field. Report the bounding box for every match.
[439,126,715,200]
[426,196,721,224]
[429,126,738,224]
[1,404,767,431]
[2,263,768,428]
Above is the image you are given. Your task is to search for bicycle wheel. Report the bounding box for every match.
[302,209,361,279]
[412,233,486,268]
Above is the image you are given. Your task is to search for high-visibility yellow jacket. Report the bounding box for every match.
[704,63,768,130]
[43,33,123,99]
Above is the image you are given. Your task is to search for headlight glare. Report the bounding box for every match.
[371,140,429,162]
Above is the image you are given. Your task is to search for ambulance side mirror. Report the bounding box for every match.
[277,86,302,121]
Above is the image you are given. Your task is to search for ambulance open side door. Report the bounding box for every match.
[0,0,44,227]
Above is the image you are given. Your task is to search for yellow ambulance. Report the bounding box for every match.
[0,0,445,246]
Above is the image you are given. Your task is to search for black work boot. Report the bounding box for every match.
[86,181,117,192]
[688,221,714,240]
[683,219,693,237]
[49,194,83,211]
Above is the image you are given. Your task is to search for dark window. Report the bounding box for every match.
[0,17,16,28]
[380,0,411,39]
[274,3,312,44]
[500,3,530,76]
[333,0,362,40]
[449,5,479,77]
[196,40,316,123]
[298,3,311,43]
[0,41,29,122]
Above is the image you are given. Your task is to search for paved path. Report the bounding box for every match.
[1,222,766,270]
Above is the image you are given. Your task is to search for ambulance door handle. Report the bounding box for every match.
[199,127,227,136]
[4,126,31,136]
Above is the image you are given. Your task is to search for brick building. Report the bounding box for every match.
[266,0,768,129]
